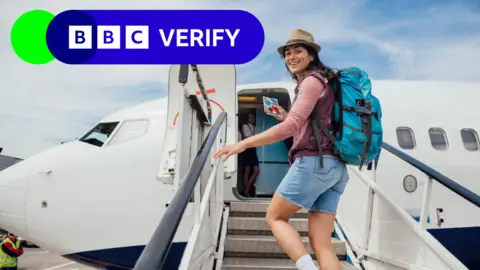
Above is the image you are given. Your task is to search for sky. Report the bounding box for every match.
[0,0,479,158]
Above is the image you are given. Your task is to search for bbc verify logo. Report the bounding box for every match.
[68,26,240,50]
[11,9,264,65]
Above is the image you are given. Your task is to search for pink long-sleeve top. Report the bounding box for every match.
[269,72,336,163]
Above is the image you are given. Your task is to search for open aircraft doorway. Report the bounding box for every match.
[235,86,292,200]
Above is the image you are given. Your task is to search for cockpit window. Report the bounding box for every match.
[108,119,149,145]
[79,122,119,147]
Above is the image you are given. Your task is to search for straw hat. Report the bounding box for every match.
[277,29,321,55]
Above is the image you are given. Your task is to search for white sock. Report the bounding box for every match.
[295,254,318,270]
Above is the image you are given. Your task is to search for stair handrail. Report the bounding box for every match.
[345,166,469,270]
[133,112,227,270]
[381,142,480,207]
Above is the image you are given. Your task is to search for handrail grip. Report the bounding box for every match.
[382,142,480,207]
[133,112,227,270]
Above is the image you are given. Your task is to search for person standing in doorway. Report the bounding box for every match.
[241,111,260,197]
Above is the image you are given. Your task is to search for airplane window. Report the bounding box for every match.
[79,122,119,147]
[108,119,149,145]
[461,129,479,151]
[396,127,415,149]
[428,128,448,151]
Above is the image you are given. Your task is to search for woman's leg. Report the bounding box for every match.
[248,165,259,196]
[308,212,341,270]
[266,192,306,261]
[237,153,245,196]
[243,165,251,197]
[270,155,347,269]
[267,156,322,270]
[307,158,349,270]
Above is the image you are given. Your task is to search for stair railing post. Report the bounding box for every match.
[419,176,433,229]
[362,161,375,251]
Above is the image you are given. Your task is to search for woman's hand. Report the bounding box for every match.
[213,141,247,162]
[269,105,288,121]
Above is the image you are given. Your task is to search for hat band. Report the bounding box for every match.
[285,39,310,45]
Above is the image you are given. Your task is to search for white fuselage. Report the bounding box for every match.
[0,77,478,269]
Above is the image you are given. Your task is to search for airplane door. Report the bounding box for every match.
[167,65,237,195]
[255,110,289,196]
[167,64,237,144]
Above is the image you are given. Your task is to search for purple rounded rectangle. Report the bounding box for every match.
[46,9,265,65]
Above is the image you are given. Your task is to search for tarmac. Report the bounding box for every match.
[18,248,95,270]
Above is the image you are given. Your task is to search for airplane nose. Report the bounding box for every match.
[0,166,27,236]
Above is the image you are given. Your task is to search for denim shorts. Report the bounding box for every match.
[276,155,349,214]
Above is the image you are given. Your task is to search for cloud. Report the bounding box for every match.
[0,0,479,158]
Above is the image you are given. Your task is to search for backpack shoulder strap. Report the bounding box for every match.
[302,71,338,168]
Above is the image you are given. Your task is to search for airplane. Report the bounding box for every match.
[0,65,478,270]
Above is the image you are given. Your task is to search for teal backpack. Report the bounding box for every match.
[310,67,383,170]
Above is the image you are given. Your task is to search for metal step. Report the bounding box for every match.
[227,202,334,236]
[224,235,346,260]
[227,216,310,236]
[222,258,357,270]
[220,202,350,269]
[229,201,309,218]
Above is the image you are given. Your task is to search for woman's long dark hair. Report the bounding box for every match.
[282,44,336,83]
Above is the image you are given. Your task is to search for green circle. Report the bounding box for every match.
[11,10,55,65]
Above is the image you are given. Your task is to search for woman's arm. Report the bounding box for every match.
[240,76,326,149]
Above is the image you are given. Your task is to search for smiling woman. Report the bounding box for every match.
[214,29,348,270]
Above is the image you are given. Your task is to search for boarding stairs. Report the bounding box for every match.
[219,201,355,269]
[132,65,479,270]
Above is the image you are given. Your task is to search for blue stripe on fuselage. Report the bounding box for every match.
[63,242,187,270]
[428,226,480,270]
